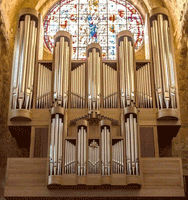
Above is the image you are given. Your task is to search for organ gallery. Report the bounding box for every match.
[4,0,185,198]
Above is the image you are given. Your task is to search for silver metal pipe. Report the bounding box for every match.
[25,21,35,109]
[12,24,21,109]
[101,129,104,175]
[151,27,160,109]
[133,118,139,175]
[50,118,55,175]
[97,52,100,110]
[158,15,170,108]
[54,42,59,103]
[120,41,125,108]
[126,119,131,175]
[84,129,86,175]
[53,114,59,175]
[130,114,135,175]
[78,129,81,175]
[147,64,153,108]
[129,41,134,104]
[80,127,84,175]
[83,63,85,108]
[107,128,110,175]
[153,20,163,109]
[18,15,31,109]
[163,20,176,108]
[65,140,67,174]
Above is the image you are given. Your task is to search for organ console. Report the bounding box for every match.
[6,7,184,197]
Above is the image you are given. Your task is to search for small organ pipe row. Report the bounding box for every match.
[101,126,111,175]
[151,14,177,109]
[36,64,52,109]
[77,126,87,176]
[64,140,76,174]
[53,35,70,108]
[71,64,85,108]
[88,140,100,174]
[88,48,101,112]
[125,114,139,175]
[103,64,117,108]
[49,114,63,176]
[137,64,153,108]
[112,140,124,174]
[11,14,38,110]
[119,35,135,108]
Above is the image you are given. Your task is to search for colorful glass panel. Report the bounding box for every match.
[44,0,144,60]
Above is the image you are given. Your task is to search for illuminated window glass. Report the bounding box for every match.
[44,0,144,60]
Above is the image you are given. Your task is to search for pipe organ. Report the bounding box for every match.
[10,9,38,120]
[6,7,184,197]
[36,64,52,109]
[87,44,102,114]
[150,8,179,119]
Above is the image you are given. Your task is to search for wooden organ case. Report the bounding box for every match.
[5,7,185,198]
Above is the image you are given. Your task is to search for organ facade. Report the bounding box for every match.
[4,4,185,198]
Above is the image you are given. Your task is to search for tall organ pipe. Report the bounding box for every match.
[49,114,63,176]
[118,32,136,108]
[87,44,102,113]
[52,32,71,108]
[77,125,87,176]
[118,31,139,177]
[11,9,38,114]
[101,124,111,176]
[150,8,178,113]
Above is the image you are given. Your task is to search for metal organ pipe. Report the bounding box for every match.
[88,140,99,174]
[136,64,153,108]
[103,64,117,108]
[101,126,111,175]
[64,140,76,174]
[53,32,70,108]
[49,114,63,176]
[77,126,87,176]
[87,45,101,113]
[112,140,124,174]
[119,34,135,108]
[71,64,85,108]
[36,64,52,109]
[11,11,38,111]
[150,9,178,111]
[118,31,139,177]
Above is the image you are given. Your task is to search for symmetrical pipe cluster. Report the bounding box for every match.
[125,114,139,175]
[49,114,63,175]
[103,64,117,108]
[88,140,100,174]
[150,13,177,109]
[77,126,87,176]
[11,13,38,110]
[101,126,111,175]
[64,140,76,174]
[71,64,85,108]
[137,64,153,108]
[36,64,52,109]
[119,34,135,108]
[112,140,124,174]
[87,46,101,113]
[53,34,70,108]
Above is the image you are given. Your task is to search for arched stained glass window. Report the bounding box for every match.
[43,0,144,60]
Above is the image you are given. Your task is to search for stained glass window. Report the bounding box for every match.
[44,0,144,60]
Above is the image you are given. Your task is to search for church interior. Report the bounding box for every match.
[0,0,188,199]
